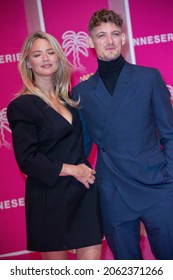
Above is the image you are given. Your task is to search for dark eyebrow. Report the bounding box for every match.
[95,29,121,37]
[96,31,106,35]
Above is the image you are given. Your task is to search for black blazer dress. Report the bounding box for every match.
[7,94,102,252]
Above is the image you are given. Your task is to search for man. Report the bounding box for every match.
[72,8,173,259]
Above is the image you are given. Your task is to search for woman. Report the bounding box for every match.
[7,31,102,260]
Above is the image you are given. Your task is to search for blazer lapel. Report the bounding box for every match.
[102,63,134,136]
[92,71,112,109]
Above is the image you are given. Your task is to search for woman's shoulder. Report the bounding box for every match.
[7,94,45,124]
[8,94,46,111]
[9,94,42,106]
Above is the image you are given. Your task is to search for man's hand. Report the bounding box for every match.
[80,73,94,82]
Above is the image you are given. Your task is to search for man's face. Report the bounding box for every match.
[88,22,126,61]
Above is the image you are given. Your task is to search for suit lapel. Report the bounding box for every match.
[112,63,133,112]
[92,71,112,109]
[102,63,134,136]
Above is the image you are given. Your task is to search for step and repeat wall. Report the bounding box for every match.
[0,0,173,260]
[0,0,30,259]
[129,0,173,104]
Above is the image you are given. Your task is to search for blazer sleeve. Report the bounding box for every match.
[7,99,63,187]
[152,69,173,177]
[72,88,93,157]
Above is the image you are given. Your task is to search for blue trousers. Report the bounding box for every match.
[104,192,173,260]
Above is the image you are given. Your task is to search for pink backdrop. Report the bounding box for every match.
[41,0,108,86]
[130,0,173,86]
[0,0,173,260]
[0,0,29,258]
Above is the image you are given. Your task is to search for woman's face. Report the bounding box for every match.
[27,38,59,79]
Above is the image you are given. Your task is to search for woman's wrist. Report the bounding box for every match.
[59,163,75,177]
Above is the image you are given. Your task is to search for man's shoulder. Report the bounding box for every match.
[125,61,158,73]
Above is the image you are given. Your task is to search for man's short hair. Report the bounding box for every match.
[88,8,123,34]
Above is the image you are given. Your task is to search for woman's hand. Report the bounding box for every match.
[73,163,96,189]
[60,163,96,189]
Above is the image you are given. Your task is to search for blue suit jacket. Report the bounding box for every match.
[72,62,173,221]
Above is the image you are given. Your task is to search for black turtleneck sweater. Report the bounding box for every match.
[98,55,125,95]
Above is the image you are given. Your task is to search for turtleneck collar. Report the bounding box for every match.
[98,55,125,74]
[97,55,125,95]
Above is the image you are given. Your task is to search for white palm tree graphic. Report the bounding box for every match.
[167,85,173,106]
[0,107,11,148]
[62,30,89,71]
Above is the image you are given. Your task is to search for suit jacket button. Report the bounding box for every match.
[101,147,106,152]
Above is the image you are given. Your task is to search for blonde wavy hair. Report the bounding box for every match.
[17,31,79,108]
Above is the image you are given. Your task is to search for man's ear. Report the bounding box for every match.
[121,33,126,46]
[87,36,95,48]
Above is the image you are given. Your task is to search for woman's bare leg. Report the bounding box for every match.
[41,250,68,260]
[76,244,102,260]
